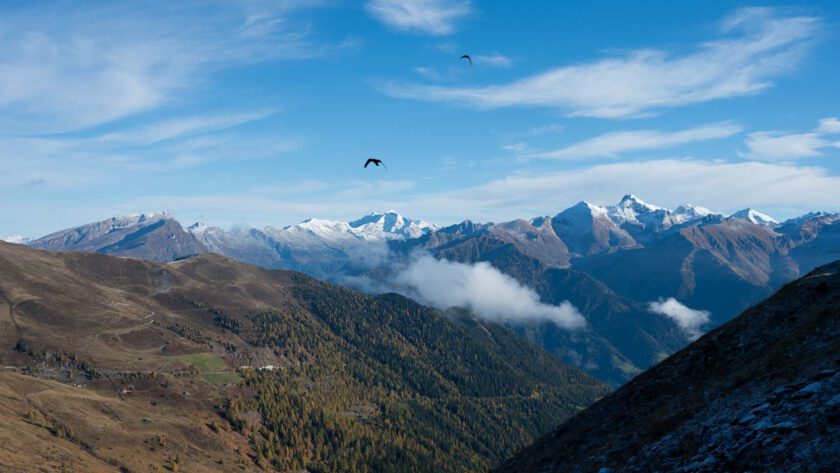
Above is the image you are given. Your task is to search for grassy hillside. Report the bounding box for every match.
[0,241,608,472]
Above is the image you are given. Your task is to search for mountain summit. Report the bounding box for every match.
[730,208,779,225]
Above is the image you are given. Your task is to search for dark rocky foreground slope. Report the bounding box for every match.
[0,241,607,472]
[495,260,840,473]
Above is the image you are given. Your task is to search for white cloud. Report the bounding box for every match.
[383,8,819,118]
[395,254,585,329]
[529,122,741,160]
[366,0,471,36]
[649,298,710,340]
[740,116,840,161]
[0,1,336,132]
[740,131,828,160]
[817,117,840,134]
[472,53,512,68]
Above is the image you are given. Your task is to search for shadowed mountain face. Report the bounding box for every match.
[0,241,607,472]
[495,260,840,473]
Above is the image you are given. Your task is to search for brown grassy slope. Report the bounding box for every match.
[0,371,257,472]
[0,242,297,472]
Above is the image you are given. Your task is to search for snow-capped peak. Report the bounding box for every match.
[1,235,30,245]
[553,202,611,226]
[106,212,171,229]
[186,222,216,235]
[672,203,714,224]
[617,194,661,212]
[782,211,837,225]
[731,208,778,225]
[349,211,436,240]
[570,201,609,215]
[289,218,353,239]
[277,211,435,243]
[610,194,663,224]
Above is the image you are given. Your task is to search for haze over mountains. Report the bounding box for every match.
[14,194,840,385]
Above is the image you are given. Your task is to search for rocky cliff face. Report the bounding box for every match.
[495,260,840,473]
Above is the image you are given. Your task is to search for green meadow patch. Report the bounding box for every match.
[177,353,241,385]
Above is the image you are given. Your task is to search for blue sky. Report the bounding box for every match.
[2,0,840,237]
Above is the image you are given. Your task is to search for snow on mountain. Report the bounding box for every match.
[609,194,662,223]
[28,211,205,263]
[277,211,436,243]
[285,218,353,239]
[348,210,437,240]
[671,203,714,224]
[730,208,779,225]
[605,195,719,231]
[551,201,636,255]
[1,235,30,244]
[349,211,436,240]
[186,222,211,235]
[781,211,834,225]
[31,212,173,250]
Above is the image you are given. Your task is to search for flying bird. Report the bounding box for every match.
[364,158,387,169]
[460,54,472,66]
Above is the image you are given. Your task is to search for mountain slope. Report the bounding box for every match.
[0,241,608,472]
[29,213,207,263]
[495,260,840,473]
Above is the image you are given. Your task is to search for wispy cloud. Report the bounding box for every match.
[472,53,512,68]
[525,122,741,160]
[0,109,300,189]
[740,117,840,160]
[0,1,338,133]
[366,0,471,36]
[507,123,565,137]
[414,67,445,81]
[649,298,710,340]
[383,8,820,118]
[98,109,278,145]
[387,159,840,222]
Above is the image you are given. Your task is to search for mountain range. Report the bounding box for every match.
[13,195,840,385]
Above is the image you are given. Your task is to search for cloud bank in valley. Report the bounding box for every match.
[394,254,585,329]
[649,298,711,340]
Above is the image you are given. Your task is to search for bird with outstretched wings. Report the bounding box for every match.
[460,54,472,66]
[364,158,387,170]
